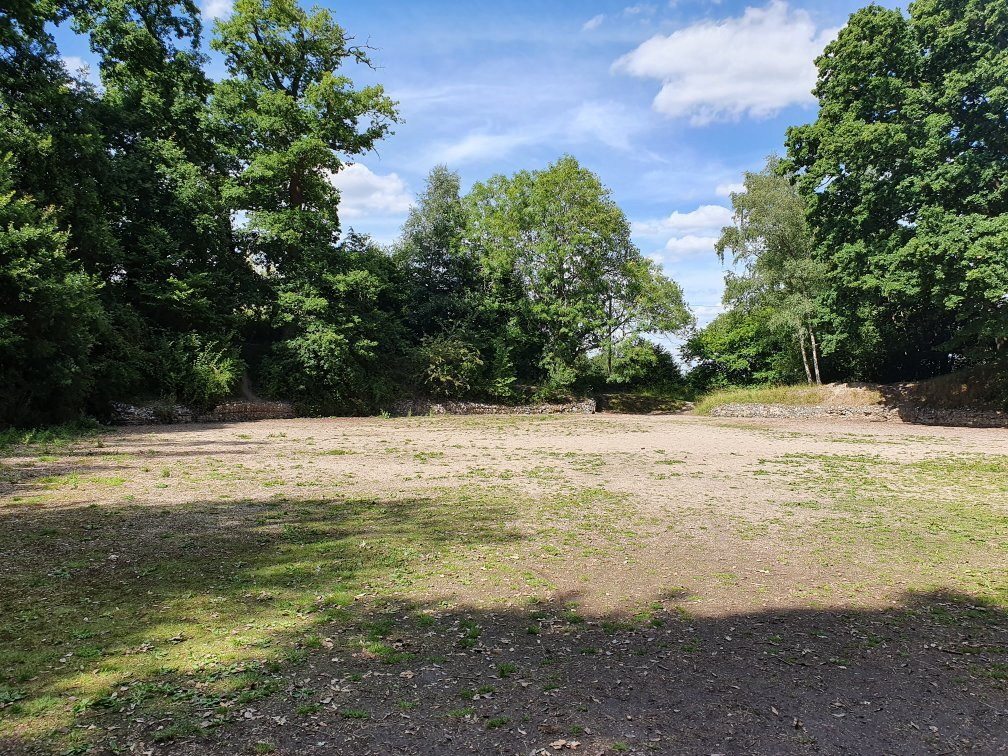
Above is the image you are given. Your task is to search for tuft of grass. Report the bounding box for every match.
[296,703,321,717]
[340,708,369,719]
[151,719,201,743]
[497,662,517,678]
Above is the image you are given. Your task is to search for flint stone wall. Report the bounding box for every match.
[110,400,294,425]
[388,398,596,417]
[708,402,1008,428]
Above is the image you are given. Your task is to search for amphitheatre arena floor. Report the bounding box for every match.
[1,414,1006,754]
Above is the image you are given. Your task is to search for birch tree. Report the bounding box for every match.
[715,156,826,384]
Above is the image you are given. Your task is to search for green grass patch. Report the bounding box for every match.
[694,384,881,415]
[0,482,522,749]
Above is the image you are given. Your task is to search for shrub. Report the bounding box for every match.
[0,157,105,426]
[597,337,682,389]
[417,334,484,399]
[162,334,243,411]
[533,356,578,403]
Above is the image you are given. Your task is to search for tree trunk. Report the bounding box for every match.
[606,298,613,377]
[808,324,822,385]
[799,328,812,385]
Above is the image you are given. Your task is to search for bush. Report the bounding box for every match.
[162,334,243,411]
[598,338,682,389]
[416,334,484,399]
[533,356,579,403]
[0,157,105,426]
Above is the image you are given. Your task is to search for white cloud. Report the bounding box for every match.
[635,204,732,265]
[633,204,733,237]
[582,14,605,31]
[61,55,99,84]
[715,181,745,197]
[691,303,726,325]
[61,55,87,73]
[661,234,719,261]
[612,1,837,125]
[567,101,646,152]
[432,100,650,165]
[201,0,231,19]
[329,164,412,220]
[624,4,656,16]
[432,131,539,165]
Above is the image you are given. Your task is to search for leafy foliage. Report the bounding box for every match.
[683,309,799,389]
[416,334,485,399]
[0,156,104,425]
[262,233,406,414]
[5,0,1005,423]
[783,0,1008,379]
[467,156,691,392]
[715,156,826,383]
[162,334,244,410]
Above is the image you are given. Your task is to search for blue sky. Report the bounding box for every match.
[55,0,900,327]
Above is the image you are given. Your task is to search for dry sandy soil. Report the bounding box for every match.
[0,414,1006,755]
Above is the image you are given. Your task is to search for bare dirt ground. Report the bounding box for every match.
[1,415,1006,754]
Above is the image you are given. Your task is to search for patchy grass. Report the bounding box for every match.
[0,420,103,454]
[0,484,520,749]
[1,415,1006,753]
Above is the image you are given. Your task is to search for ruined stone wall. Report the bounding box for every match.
[388,398,596,417]
[110,400,294,425]
[707,402,1008,428]
[196,401,295,423]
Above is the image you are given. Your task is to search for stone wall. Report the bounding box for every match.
[110,400,294,425]
[196,401,294,423]
[388,398,596,417]
[708,402,1008,428]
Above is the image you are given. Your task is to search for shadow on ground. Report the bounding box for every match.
[159,590,1005,756]
[0,482,522,754]
[874,380,1008,428]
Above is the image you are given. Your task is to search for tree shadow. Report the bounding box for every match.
[0,444,1006,755]
[0,490,524,752]
[159,589,1006,756]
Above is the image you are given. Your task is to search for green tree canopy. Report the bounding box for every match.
[785,0,1008,379]
[467,156,690,388]
[394,165,477,339]
[212,0,399,276]
[0,155,104,425]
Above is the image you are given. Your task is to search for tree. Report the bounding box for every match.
[394,165,478,339]
[211,0,399,277]
[71,0,258,401]
[212,0,402,410]
[784,0,1008,379]
[467,156,690,390]
[682,309,799,389]
[262,232,406,414]
[0,155,105,425]
[715,157,826,384]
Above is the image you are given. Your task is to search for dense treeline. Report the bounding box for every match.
[4,0,1005,426]
[687,0,1007,388]
[0,0,689,425]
